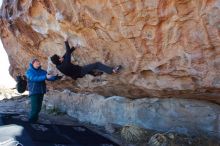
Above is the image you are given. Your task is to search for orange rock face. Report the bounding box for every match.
[0,0,220,103]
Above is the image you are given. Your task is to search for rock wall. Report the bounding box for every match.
[0,0,220,102]
[44,90,220,138]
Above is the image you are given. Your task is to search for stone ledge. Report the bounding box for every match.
[44,90,220,139]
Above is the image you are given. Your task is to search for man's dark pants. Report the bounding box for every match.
[29,94,44,122]
[81,62,113,76]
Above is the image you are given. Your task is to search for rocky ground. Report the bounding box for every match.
[0,88,220,146]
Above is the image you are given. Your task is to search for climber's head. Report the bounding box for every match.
[51,54,63,65]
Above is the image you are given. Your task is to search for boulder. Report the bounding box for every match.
[0,0,220,103]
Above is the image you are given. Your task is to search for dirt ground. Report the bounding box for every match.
[0,88,220,146]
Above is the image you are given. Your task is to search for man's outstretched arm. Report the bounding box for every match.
[63,41,76,63]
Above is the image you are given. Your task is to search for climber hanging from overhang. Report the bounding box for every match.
[50,40,122,80]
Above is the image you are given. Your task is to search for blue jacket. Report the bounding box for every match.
[26,63,56,96]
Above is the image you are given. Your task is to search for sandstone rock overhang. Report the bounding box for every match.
[0,0,219,103]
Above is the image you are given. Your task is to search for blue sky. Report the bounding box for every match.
[0,41,16,88]
[0,0,16,88]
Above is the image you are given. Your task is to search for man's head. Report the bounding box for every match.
[32,58,41,69]
[51,54,63,65]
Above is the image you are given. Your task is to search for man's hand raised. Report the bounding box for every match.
[46,74,53,79]
[70,46,76,52]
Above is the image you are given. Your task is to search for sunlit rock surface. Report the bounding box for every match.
[0,0,220,103]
